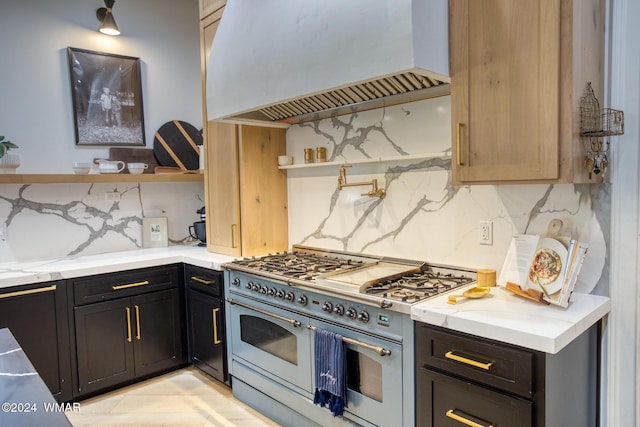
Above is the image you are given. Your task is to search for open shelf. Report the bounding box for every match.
[0,172,204,184]
[278,153,450,170]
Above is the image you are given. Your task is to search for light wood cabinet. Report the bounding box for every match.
[206,124,288,256]
[199,4,288,256]
[199,0,225,20]
[450,0,604,184]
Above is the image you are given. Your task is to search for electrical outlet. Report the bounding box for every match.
[105,192,120,201]
[480,221,493,245]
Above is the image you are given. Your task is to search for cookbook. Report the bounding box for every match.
[498,234,588,307]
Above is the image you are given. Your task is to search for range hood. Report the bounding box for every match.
[206,0,450,127]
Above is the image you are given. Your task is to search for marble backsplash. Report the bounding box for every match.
[0,182,204,263]
[285,96,610,296]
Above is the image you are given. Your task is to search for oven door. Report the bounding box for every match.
[308,319,404,427]
[226,295,313,394]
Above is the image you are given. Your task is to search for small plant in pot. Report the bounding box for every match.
[0,135,20,173]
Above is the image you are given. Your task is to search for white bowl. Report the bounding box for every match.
[278,155,293,166]
[72,162,91,174]
[128,167,145,175]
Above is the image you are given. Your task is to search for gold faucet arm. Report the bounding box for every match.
[337,165,386,199]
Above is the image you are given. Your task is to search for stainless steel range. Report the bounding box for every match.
[224,245,476,427]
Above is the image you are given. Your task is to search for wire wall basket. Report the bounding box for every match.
[579,82,624,180]
[579,82,625,137]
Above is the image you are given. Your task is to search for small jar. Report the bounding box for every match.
[316,147,327,162]
[304,148,314,164]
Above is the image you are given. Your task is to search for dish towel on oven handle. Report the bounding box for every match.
[313,327,348,416]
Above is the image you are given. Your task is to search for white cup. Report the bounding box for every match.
[127,162,149,174]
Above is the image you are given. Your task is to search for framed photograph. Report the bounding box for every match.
[67,47,145,146]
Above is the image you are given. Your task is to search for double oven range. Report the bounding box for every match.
[224,245,475,427]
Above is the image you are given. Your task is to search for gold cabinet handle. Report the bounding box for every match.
[135,305,141,340]
[112,280,150,291]
[212,308,221,344]
[125,307,132,343]
[0,284,56,299]
[231,224,238,248]
[445,351,494,370]
[192,276,215,285]
[456,122,464,166]
[446,409,493,427]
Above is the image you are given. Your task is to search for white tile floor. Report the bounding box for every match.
[65,367,281,427]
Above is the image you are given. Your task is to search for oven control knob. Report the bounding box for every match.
[252,283,262,292]
[276,290,285,299]
[260,287,268,295]
[333,304,345,315]
[268,288,277,296]
[285,291,295,301]
[297,295,308,306]
[322,302,333,312]
[246,281,254,290]
[345,308,357,319]
[357,311,370,323]
[232,278,240,287]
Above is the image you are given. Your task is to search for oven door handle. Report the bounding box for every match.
[307,325,392,357]
[226,298,302,328]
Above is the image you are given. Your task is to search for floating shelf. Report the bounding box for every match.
[278,153,450,170]
[0,172,204,184]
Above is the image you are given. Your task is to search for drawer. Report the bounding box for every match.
[72,265,181,305]
[415,323,536,398]
[417,367,533,427]
[185,265,223,297]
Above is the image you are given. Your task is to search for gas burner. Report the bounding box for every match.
[363,269,475,301]
[231,250,366,281]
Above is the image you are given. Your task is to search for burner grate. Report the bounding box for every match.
[232,251,366,280]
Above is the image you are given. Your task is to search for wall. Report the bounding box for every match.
[286,96,610,297]
[0,0,204,262]
[606,0,640,424]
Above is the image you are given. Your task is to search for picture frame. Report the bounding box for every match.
[67,47,145,146]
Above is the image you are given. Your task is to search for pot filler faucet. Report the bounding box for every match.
[338,165,386,199]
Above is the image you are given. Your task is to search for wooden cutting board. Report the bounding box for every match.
[153,120,202,171]
[108,148,159,174]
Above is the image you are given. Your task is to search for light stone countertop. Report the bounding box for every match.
[411,284,610,354]
[0,245,237,289]
[0,247,611,354]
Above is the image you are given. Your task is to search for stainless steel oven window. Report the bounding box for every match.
[346,348,383,402]
[240,315,298,365]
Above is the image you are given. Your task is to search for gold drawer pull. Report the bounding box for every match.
[212,308,221,344]
[445,351,494,370]
[0,284,56,299]
[192,276,215,285]
[125,307,132,343]
[112,280,150,290]
[456,122,464,166]
[446,409,493,427]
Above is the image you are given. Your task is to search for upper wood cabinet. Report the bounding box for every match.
[199,0,225,20]
[199,3,289,256]
[450,0,605,184]
[205,124,288,256]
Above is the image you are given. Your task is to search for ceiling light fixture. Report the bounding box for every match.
[96,0,120,36]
